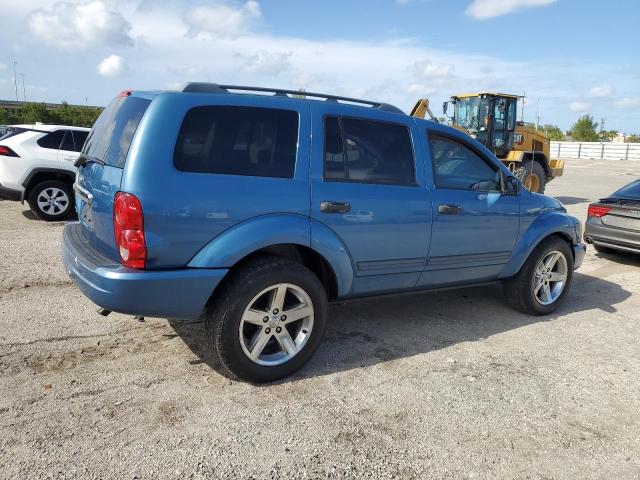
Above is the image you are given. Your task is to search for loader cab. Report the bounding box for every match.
[446,93,519,158]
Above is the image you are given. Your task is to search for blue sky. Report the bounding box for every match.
[1,0,639,132]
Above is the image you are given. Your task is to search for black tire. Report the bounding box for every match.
[204,256,328,383]
[28,180,74,221]
[515,160,546,194]
[503,236,574,316]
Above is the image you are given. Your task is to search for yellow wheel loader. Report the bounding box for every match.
[411,94,564,193]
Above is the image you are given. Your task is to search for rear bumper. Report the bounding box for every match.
[584,221,640,254]
[62,222,229,320]
[0,183,22,201]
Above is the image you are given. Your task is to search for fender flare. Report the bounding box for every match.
[21,167,76,189]
[500,210,577,278]
[187,214,355,296]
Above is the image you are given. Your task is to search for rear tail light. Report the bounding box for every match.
[587,204,611,218]
[0,145,19,157]
[113,192,146,269]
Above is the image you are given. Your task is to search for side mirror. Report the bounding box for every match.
[442,101,448,115]
[502,174,520,194]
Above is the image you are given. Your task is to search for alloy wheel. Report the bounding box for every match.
[533,250,568,305]
[238,283,314,366]
[37,187,70,216]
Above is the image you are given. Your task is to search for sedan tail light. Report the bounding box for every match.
[587,204,612,218]
[113,192,146,269]
[0,145,19,157]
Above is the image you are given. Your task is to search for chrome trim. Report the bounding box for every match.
[73,182,93,204]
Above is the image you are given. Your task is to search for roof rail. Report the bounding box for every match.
[180,83,404,114]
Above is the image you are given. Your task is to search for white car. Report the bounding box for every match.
[0,124,90,220]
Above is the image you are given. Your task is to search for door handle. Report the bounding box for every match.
[438,204,462,214]
[63,156,76,162]
[320,201,351,213]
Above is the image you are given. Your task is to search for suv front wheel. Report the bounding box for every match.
[28,180,74,221]
[503,236,574,315]
[205,256,327,383]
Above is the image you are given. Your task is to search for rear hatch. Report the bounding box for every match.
[74,94,151,261]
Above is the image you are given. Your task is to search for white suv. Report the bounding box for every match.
[0,124,90,220]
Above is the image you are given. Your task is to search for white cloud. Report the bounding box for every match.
[570,101,590,112]
[240,50,292,75]
[466,0,556,19]
[615,97,640,108]
[410,59,454,79]
[184,1,261,39]
[589,84,612,97]
[29,1,133,49]
[407,83,437,95]
[97,54,125,77]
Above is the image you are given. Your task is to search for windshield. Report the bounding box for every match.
[453,97,490,133]
[81,96,150,168]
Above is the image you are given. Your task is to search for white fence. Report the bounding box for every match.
[551,141,640,161]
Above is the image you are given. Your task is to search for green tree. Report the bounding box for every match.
[628,134,640,143]
[571,114,599,141]
[0,102,102,128]
[523,122,564,140]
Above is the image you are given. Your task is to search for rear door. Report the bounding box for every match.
[418,131,520,287]
[58,130,88,167]
[310,104,432,295]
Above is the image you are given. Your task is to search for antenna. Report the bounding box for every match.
[535,98,539,131]
[520,91,526,123]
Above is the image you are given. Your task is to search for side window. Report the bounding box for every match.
[508,99,517,130]
[60,131,75,151]
[37,130,65,150]
[174,106,298,178]
[323,116,347,180]
[322,116,415,186]
[73,131,89,152]
[429,134,500,191]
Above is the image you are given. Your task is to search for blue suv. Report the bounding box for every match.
[62,83,585,382]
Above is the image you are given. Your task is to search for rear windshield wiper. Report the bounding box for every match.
[75,154,106,168]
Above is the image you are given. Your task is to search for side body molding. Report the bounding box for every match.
[499,210,577,278]
[187,214,356,297]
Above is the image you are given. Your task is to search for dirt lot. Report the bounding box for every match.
[1,159,639,479]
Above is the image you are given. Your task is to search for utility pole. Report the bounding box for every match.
[535,98,540,131]
[19,73,26,101]
[13,61,19,101]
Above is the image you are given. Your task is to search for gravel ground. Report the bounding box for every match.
[1,159,639,479]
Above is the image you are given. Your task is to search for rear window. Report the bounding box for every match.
[82,96,150,168]
[0,127,28,141]
[173,106,299,178]
[613,179,640,198]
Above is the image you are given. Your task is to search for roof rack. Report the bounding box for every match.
[180,83,405,115]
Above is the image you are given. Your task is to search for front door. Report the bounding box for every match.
[418,131,520,287]
[310,104,432,296]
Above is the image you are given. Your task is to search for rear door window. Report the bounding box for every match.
[37,130,65,150]
[60,130,75,151]
[174,106,299,178]
[73,131,89,152]
[323,116,415,185]
[82,96,150,168]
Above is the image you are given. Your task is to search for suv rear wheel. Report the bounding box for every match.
[205,256,327,383]
[503,236,574,315]
[28,180,74,221]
